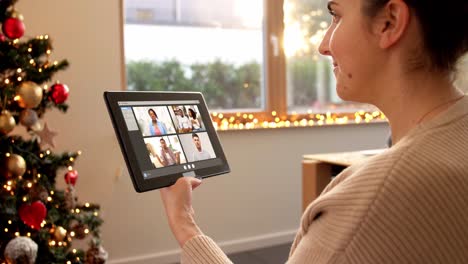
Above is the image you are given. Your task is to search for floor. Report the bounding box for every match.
[174,243,291,264]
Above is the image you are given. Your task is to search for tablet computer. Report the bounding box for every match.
[104,91,230,192]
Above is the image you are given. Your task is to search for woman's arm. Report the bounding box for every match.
[160,177,203,246]
[160,177,233,263]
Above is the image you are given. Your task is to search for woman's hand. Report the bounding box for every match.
[160,176,203,247]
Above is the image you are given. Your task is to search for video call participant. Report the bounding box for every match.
[148,108,168,136]
[187,108,201,131]
[174,107,192,133]
[191,133,211,161]
[158,138,180,166]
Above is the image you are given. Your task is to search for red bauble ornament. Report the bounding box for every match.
[19,201,47,230]
[0,33,5,42]
[65,170,78,186]
[49,83,70,104]
[2,17,25,39]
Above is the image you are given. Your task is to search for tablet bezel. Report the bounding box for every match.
[104,91,230,192]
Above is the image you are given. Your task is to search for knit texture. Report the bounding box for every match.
[181,96,468,264]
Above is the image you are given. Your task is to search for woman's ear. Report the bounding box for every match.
[376,0,410,49]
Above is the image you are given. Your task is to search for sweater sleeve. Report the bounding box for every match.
[181,235,233,264]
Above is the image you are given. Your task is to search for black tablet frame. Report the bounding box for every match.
[104,91,230,192]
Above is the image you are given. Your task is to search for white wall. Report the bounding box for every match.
[18,1,468,263]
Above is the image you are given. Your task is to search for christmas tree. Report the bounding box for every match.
[0,0,107,263]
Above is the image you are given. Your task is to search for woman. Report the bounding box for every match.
[187,108,201,131]
[160,0,468,263]
[148,108,168,136]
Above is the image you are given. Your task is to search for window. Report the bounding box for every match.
[123,0,381,129]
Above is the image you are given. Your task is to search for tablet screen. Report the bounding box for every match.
[105,91,230,192]
[119,100,222,180]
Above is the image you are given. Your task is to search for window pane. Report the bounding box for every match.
[284,0,375,113]
[124,0,264,111]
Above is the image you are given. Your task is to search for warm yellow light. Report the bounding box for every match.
[284,22,303,57]
[50,190,54,195]
[70,231,75,237]
[70,157,75,162]
[29,59,34,64]
[17,77,22,81]
[27,232,31,237]
[211,109,384,131]
[46,150,51,155]
[22,197,27,202]
[8,220,12,224]
[84,229,89,234]
[68,166,73,171]
[4,79,10,84]
[75,208,80,213]
[27,182,32,188]
[47,197,52,202]
[85,203,90,207]
[72,249,77,254]
[15,232,19,237]
[4,228,8,232]
[28,47,32,52]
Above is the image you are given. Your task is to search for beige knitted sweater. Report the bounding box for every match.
[181,96,468,264]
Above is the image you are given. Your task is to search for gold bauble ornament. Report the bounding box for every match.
[53,226,67,241]
[0,110,16,135]
[1,154,26,179]
[17,81,43,108]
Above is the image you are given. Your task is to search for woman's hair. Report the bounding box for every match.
[362,0,468,72]
[188,108,197,119]
[148,108,157,118]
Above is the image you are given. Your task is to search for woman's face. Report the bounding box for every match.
[149,110,157,121]
[319,0,383,103]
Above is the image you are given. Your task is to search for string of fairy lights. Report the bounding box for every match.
[211,109,387,131]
